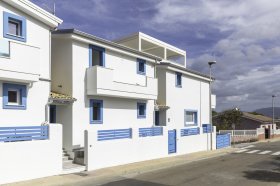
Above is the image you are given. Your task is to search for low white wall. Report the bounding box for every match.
[85,127,168,171]
[177,126,216,154]
[85,126,217,171]
[0,124,62,185]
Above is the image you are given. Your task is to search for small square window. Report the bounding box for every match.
[90,99,103,124]
[89,45,105,67]
[176,72,182,87]
[3,12,26,42]
[137,102,146,118]
[184,110,197,126]
[7,89,20,105]
[3,83,27,110]
[137,59,146,75]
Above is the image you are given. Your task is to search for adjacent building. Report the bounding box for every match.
[0,0,62,126]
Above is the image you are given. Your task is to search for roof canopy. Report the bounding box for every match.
[115,32,186,66]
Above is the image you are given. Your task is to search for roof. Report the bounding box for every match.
[49,92,76,104]
[213,111,272,123]
[158,61,212,81]
[242,112,272,123]
[3,0,62,28]
[52,29,162,61]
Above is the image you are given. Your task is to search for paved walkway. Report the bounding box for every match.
[5,148,235,186]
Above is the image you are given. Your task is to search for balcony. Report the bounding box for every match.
[86,66,158,100]
[0,40,40,82]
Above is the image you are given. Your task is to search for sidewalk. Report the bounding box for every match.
[5,148,236,186]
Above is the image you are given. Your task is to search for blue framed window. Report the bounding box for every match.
[3,83,27,110]
[184,110,198,126]
[176,72,182,87]
[137,58,146,75]
[89,45,105,67]
[90,99,103,124]
[137,102,146,118]
[3,12,26,42]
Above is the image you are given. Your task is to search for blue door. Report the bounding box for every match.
[168,130,176,154]
[216,134,231,149]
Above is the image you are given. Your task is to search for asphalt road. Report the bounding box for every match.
[93,141,280,186]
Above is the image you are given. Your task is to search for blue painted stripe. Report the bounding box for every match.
[181,127,200,137]
[139,127,163,137]
[97,128,132,141]
[0,126,49,142]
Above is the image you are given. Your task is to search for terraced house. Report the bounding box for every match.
[0,0,220,184]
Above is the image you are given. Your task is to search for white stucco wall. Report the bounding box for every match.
[51,39,157,151]
[85,127,168,171]
[71,40,156,149]
[0,2,53,127]
[164,70,210,129]
[0,124,62,185]
[0,80,49,126]
[0,1,52,79]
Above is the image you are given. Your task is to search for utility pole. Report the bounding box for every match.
[208,61,216,150]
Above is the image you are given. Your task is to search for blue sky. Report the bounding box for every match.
[32,0,280,112]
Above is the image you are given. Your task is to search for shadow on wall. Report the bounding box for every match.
[243,156,280,183]
[101,178,168,186]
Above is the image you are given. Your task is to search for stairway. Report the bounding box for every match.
[62,149,86,174]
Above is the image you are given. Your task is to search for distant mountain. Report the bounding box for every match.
[254,107,280,118]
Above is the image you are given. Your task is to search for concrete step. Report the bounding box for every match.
[63,159,74,163]
[61,162,86,175]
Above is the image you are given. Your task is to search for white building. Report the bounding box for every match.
[0,0,64,184]
[116,32,217,155]
[51,30,216,170]
[51,29,161,160]
[0,0,62,126]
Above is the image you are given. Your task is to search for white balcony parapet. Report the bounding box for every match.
[86,66,158,100]
[0,40,40,82]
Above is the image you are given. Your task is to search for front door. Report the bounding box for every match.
[168,130,177,154]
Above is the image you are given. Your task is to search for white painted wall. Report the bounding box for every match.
[164,70,210,129]
[0,1,54,127]
[51,39,157,152]
[0,1,52,80]
[0,124,62,185]
[0,80,49,126]
[85,127,168,171]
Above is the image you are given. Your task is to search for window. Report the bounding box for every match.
[89,45,105,67]
[90,99,103,124]
[3,83,27,109]
[184,110,197,126]
[3,12,26,42]
[176,72,182,87]
[137,102,146,118]
[137,58,146,75]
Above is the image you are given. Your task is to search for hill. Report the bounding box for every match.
[254,107,280,118]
